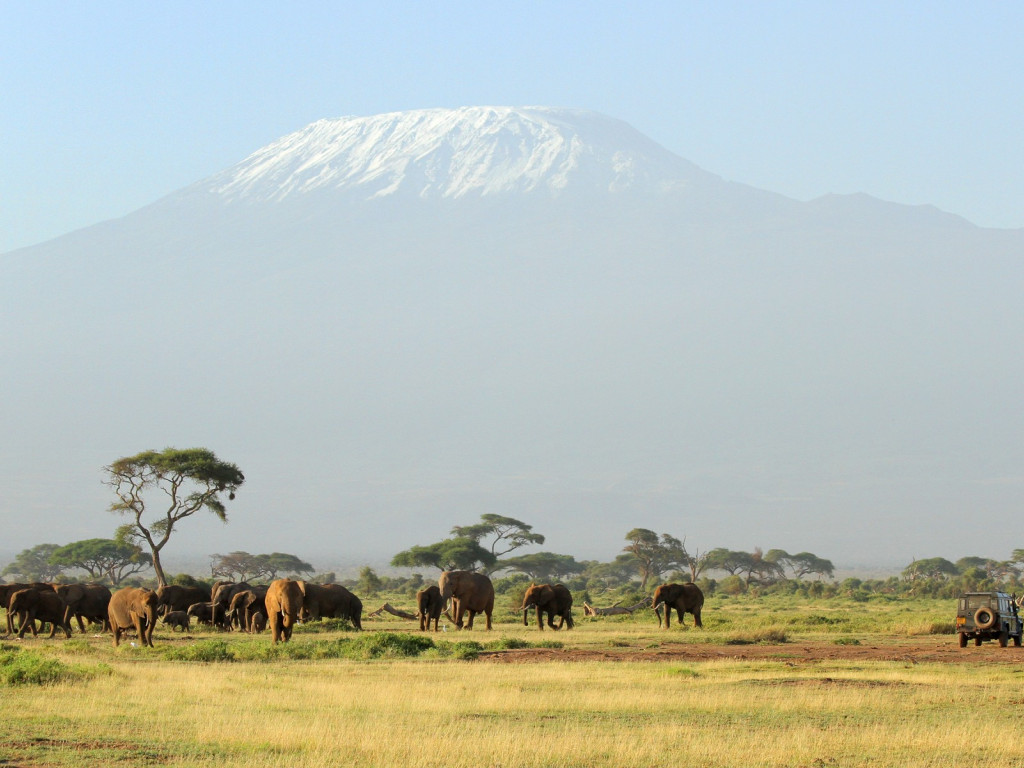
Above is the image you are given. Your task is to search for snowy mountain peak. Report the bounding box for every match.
[199,107,710,202]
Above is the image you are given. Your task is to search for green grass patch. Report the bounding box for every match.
[723,629,789,645]
[0,645,105,686]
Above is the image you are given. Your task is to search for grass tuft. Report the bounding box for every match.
[724,629,789,645]
[0,646,100,686]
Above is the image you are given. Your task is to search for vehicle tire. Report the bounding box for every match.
[958,633,968,648]
[975,607,997,630]
[1014,635,1022,648]
[999,629,1009,647]
[975,636,983,646]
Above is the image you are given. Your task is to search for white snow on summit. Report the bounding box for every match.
[203,107,706,202]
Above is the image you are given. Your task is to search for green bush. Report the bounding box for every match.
[0,646,99,685]
[163,640,235,662]
[294,618,355,634]
[724,629,788,645]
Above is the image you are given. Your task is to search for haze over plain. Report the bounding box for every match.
[2,5,1022,573]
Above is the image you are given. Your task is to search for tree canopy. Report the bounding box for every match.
[50,538,152,585]
[450,514,545,558]
[622,529,689,590]
[209,551,313,582]
[391,538,497,572]
[392,514,544,573]
[105,447,244,587]
[498,552,584,582]
[2,544,64,582]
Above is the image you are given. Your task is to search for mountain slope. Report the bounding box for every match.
[1,107,1022,569]
[186,106,716,203]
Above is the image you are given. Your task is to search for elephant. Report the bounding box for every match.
[161,610,191,632]
[521,583,574,630]
[156,584,211,616]
[438,570,494,630]
[250,611,267,633]
[1,582,54,634]
[108,587,159,647]
[264,579,303,643]
[187,601,225,628]
[652,583,704,629]
[54,583,112,633]
[227,586,268,632]
[416,584,444,632]
[211,582,252,619]
[11,588,72,639]
[298,582,362,630]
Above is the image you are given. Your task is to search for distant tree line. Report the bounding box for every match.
[5,444,1021,604]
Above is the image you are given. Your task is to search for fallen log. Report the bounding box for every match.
[367,603,418,621]
[583,598,652,617]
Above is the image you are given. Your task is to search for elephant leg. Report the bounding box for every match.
[693,608,703,628]
[466,610,476,629]
[535,606,544,630]
[485,608,492,631]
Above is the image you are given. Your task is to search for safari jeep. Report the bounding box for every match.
[956,591,1022,648]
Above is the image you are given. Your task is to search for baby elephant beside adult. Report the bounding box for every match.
[108,587,159,647]
[652,583,704,629]
[521,583,574,630]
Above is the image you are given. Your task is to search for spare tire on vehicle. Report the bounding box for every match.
[974,607,997,630]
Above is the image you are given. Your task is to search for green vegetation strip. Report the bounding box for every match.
[0,643,109,686]
[160,632,562,662]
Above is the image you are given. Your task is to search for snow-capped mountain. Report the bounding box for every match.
[2,107,1023,568]
[193,106,714,203]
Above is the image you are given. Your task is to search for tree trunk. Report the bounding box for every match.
[151,550,168,587]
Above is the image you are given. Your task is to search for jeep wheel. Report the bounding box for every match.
[958,633,968,648]
[975,607,997,630]
[1014,635,1022,648]
[975,636,983,646]
[999,629,1009,647]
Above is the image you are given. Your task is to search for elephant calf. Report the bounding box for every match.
[250,611,267,633]
[521,583,574,631]
[161,611,191,632]
[417,585,444,632]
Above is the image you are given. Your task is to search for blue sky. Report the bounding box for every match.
[2,2,1022,253]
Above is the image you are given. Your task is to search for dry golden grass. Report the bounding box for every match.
[4,643,1024,767]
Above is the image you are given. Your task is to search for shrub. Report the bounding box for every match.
[294,618,355,634]
[163,640,235,663]
[724,629,788,645]
[0,647,98,686]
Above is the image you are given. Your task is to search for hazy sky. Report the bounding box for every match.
[2,2,1022,253]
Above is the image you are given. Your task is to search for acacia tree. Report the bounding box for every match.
[50,538,152,585]
[391,538,497,572]
[450,514,545,559]
[498,552,584,582]
[210,551,267,582]
[210,551,315,582]
[623,529,689,591]
[2,543,65,582]
[105,447,244,587]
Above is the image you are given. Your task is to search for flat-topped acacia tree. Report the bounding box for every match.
[105,447,244,587]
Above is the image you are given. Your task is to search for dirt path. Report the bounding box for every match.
[480,638,1024,665]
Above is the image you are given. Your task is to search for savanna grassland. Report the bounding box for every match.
[3,594,1024,767]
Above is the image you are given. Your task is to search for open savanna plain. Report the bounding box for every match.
[3,594,1024,767]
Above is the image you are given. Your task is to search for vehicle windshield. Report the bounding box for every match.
[965,595,995,611]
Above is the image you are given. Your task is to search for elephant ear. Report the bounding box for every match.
[60,584,86,602]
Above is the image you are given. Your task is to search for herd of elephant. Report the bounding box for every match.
[0,572,705,647]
